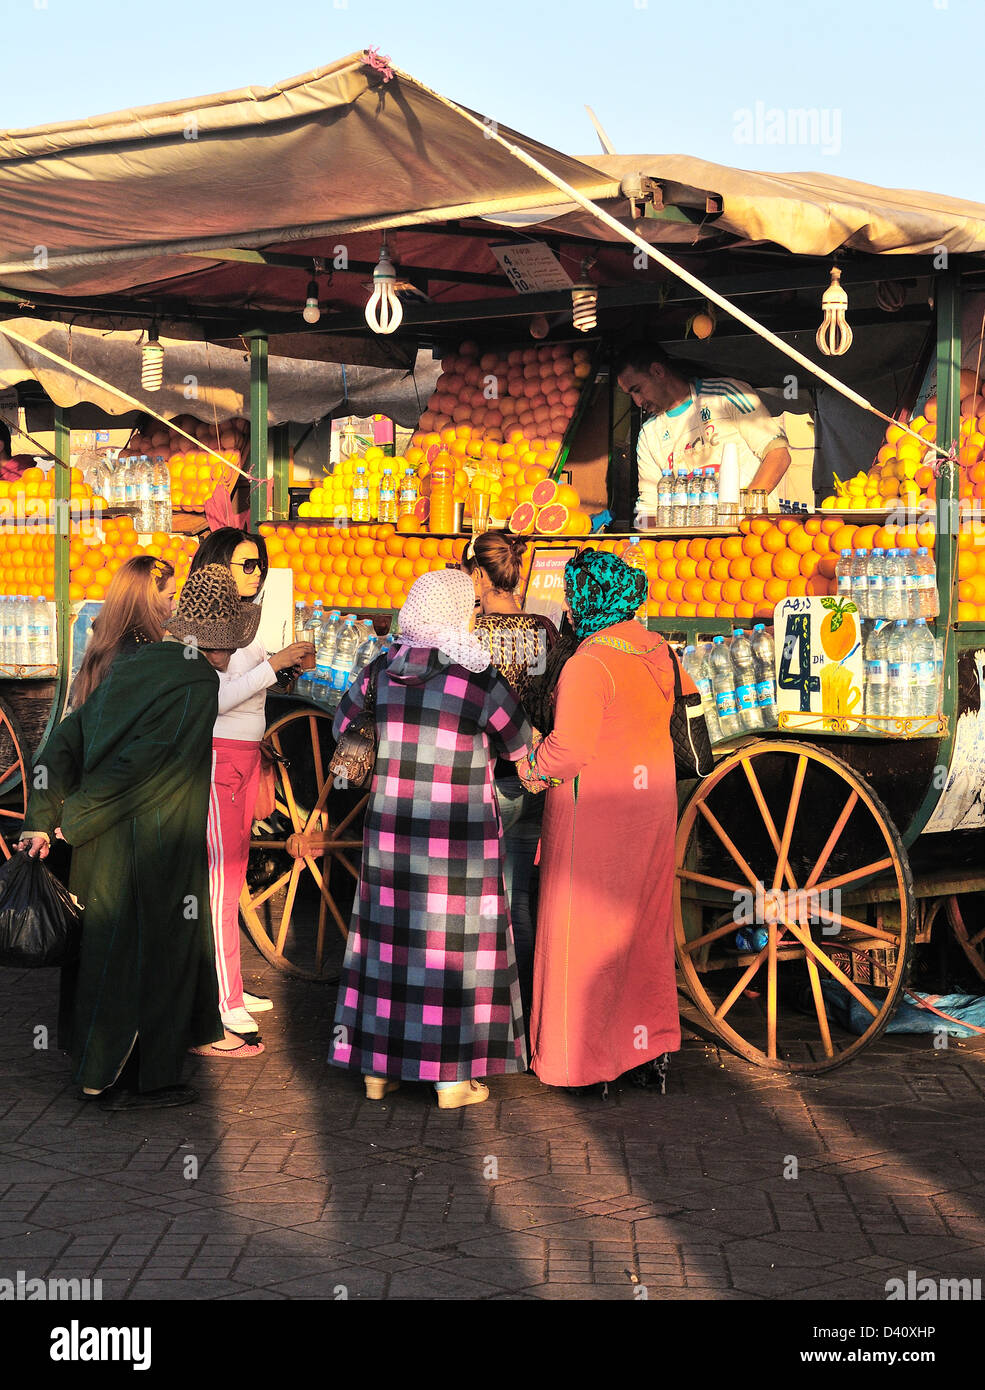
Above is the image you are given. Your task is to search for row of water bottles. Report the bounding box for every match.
[682,627,777,742]
[835,547,938,620]
[293,601,390,699]
[650,468,719,529]
[864,618,941,718]
[0,595,56,671]
[90,454,173,533]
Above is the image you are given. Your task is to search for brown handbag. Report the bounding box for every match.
[253,739,287,822]
[327,658,381,789]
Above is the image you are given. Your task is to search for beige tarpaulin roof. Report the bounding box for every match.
[571,155,985,256]
[0,52,620,299]
[0,319,440,427]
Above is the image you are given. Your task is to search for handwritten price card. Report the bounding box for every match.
[774,595,864,719]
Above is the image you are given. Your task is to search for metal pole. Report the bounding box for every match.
[249,332,269,531]
[52,407,70,680]
[271,424,290,521]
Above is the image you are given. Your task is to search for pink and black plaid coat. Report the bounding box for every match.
[329,645,531,1082]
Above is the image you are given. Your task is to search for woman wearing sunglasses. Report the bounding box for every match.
[187,528,313,1049]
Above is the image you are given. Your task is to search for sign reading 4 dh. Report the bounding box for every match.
[774,595,864,721]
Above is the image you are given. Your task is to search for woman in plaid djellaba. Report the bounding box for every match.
[329,569,532,1110]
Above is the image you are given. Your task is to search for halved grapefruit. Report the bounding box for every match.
[414,497,430,526]
[509,501,537,534]
[531,477,559,508]
[535,503,569,535]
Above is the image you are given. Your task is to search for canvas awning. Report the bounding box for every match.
[0,319,439,427]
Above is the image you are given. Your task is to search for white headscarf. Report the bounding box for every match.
[396,569,491,674]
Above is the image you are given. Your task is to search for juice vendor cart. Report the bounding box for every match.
[6,52,985,1063]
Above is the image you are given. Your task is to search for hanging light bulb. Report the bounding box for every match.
[339,416,359,462]
[571,282,598,333]
[816,266,852,356]
[302,279,321,325]
[529,314,550,339]
[364,239,403,334]
[141,327,164,392]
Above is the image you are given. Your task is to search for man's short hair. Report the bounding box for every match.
[0,420,10,458]
[612,341,678,378]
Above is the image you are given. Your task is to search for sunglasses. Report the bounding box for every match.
[230,559,262,575]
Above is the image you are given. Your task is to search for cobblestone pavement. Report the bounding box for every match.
[3,938,985,1303]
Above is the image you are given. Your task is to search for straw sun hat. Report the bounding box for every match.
[165,564,261,650]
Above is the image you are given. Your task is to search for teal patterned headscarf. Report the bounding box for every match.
[564,547,648,640]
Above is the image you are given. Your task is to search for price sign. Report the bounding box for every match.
[774,595,863,719]
[523,545,578,627]
[490,242,574,294]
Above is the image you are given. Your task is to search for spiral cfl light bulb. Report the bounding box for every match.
[816,267,852,356]
[571,283,598,334]
[365,247,403,335]
[141,334,164,392]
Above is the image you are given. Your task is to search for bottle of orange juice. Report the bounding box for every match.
[429,453,456,534]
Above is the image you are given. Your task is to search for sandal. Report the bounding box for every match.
[189,1038,265,1058]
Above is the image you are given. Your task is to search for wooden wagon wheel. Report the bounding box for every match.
[944,895,985,984]
[239,707,368,981]
[0,696,29,860]
[675,739,915,1073]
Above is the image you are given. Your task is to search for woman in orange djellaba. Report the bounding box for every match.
[520,547,683,1096]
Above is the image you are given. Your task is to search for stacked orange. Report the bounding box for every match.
[618,517,936,622]
[260,522,467,611]
[167,450,242,512]
[407,339,593,532]
[67,521,198,602]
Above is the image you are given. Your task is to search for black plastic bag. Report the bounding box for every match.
[0,851,82,968]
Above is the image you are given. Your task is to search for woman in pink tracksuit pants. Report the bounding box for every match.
[188,529,312,1051]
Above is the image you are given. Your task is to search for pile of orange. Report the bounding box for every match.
[68,521,198,602]
[168,451,241,511]
[260,522,467,610]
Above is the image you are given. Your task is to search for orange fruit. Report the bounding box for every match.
[750,552,774,580]
[763,578,789,605]
[772,550,800,580]
[761,526,787,553]
[721,536,744,560]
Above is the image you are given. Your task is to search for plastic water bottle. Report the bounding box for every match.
[377,468,397,524]
[352,635,380,681]
[671,469,688,528]
[293,600,308,643]
[700,468,718,527]
[350,466,371,524]
[911,618,938,716]
[730,629,764,731]
[150,456,172,532]
[656,471,673,528]
[121,455,138,514]
[134,456,153,532]
[0,598,13,670]
[13,596,29,668]
[835,549,854,602]
[750,624,777,728]
[884,549,905,621]
[900,547,919,619]
[887,620,914,718]
[851,549,869,619]
[330,617,359,692]
[864,619,890,716]
[682,644,722,744]
[296,600,324,694]
[398,469,418,525]
[916,547,939,617]
[867,548,887,620]
[710,635,741,738]
[686,470,702,526]
[621,538,649,624]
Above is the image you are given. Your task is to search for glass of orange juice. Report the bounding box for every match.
[469,474,491,534]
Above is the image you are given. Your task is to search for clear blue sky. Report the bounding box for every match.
[1,0,980,202]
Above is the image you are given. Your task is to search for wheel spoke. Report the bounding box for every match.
[277,759,304,831]
[803,790,859,890]
[715,947,768,1021]
[304,855,349,940]
[816,908,901,946]
[678,868,753,896]
[741,758,796,889]
[274,861,303,955]
[696,801,760,889]
[779,913,880,1017]
[309,714,325,794]
[315,887,328,973]
[772,754,807,892]
[248,867,293,910]
[803,951,835,1057]
[682,918,745,955]
[810,858,895,896]
[969,925,985,949]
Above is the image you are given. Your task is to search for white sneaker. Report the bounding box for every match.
[221,1006,260,1035]
[243,991,273,1012]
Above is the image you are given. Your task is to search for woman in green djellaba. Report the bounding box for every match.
[18,565,261,1110]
